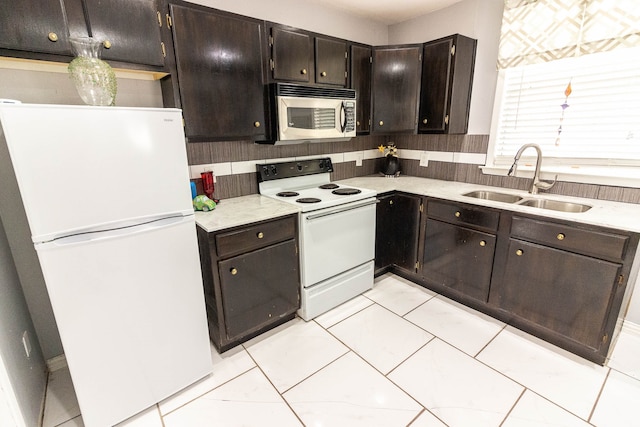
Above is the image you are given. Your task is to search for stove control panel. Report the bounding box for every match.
[257,157,334,182]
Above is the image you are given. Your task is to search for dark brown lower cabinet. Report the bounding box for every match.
[375,193,421,275]
[422,219,496,302]
[492,238,621,351]
[197,214,300,352]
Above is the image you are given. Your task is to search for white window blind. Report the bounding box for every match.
[492,46,640,168]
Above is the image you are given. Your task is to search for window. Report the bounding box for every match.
[485,0,640,187]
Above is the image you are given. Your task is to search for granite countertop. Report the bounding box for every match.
[337,176,640,233]
[195,176,640,234]
[195,194,300,232]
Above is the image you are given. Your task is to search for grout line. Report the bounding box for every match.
[498,388,526,427]
[587,367,612,424]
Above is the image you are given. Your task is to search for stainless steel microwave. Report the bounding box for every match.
[272,83,356,143]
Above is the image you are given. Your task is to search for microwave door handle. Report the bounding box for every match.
[340,101,347,133]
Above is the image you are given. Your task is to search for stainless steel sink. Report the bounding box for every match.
[463,190,523,204]
[516,198,592,213]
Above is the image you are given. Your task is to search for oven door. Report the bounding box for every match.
[299,198,376,287]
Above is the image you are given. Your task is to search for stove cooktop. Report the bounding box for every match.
[257,158,376,212]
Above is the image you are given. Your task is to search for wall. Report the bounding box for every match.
[0,217,47,427]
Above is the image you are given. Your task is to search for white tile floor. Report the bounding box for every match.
[43,273,640,427]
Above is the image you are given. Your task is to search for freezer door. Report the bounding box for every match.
[35,216,212,427]
[0,104,193,242]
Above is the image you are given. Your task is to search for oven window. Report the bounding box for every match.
[287,107,335,129]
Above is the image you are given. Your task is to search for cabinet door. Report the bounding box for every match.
[375,194,421,273]
[315,37,346,86]
[218,240,299,340]
[84,0,164,66]
[350,45,372,134]
[271,27,313,82]
[418,38,452,133]
[422,219,496,302]
[419,34,476,134]
[0,1,73,55]
[494,239,622,350]
[170,4,268,140]
[372,46,422,134]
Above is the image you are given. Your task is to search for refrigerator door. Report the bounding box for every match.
[35,216,212,427]
[0,104,193,242]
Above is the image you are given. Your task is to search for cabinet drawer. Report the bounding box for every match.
[216,215,296,258]
[511,216,628,261]
[427,199,499,231]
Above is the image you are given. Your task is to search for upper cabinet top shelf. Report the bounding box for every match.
[0,0,166,71]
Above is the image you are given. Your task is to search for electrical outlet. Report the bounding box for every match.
[22,331,31,358]
[420,152,430,167]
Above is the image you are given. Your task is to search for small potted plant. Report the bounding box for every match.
[378,143,400,177]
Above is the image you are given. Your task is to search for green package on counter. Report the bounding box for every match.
[193,195,216,212]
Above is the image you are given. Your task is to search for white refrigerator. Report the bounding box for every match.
[0,104,212,427]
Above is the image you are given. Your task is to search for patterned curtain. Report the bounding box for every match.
[498,0,640,68]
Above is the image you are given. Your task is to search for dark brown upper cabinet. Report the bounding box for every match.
[371,45,423,134]
[83,0,164,67]
[269,25,314,83]
[0,0,165,69]
[350,44,372,134]
[315,37,347,86]
[268,23,348,87]
[419,34,476,134]
[167,3,269,141]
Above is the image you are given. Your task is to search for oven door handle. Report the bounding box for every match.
[305,199,376,221]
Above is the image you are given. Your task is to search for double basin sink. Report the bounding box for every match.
[463,190,592,213]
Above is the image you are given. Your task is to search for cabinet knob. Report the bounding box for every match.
[516,249,524,256]
[356,120,361,126]
[422,118,428,124]
[103,40,112,49]
[257,232,264,239]
[379,121,384,126]
[230,268,238,275]
[48,32,58,42]
[557,233,565,241]
[389,200,394,205]
[301,68,307,75]
[455,211,461,218]
[254,121,261,128]
[320,71,327,77]
[479,240,486,247]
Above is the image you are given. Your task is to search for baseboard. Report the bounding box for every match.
[622,319,640,337]
[45,354,67,373]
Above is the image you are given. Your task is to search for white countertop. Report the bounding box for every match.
[195,194,300,232]
[336,176,640,233]
[195,177,640,234]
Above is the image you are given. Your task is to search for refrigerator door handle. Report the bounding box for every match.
[48,215,190,246]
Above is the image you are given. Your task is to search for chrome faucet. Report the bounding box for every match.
[507,143,557,194]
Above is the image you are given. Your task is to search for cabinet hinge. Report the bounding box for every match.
[419,53,422,61]
[161,42,166,58]
[602,333,609,344]
[444,115,450,125]
[269,35,274,46]
[269,58,275,71]
[415,261,420,270]
[369,56,373,64]
[618,274,625,285]
[451,45,456,56]
[166,14,172,28]
[419,202,424,213]
[345,51,348,59]
[156,11,162,27]
[345,71,348,78]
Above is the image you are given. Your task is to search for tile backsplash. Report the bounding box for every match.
[188,134,640,204]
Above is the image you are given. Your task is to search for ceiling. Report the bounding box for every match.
[305,0,465,25]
